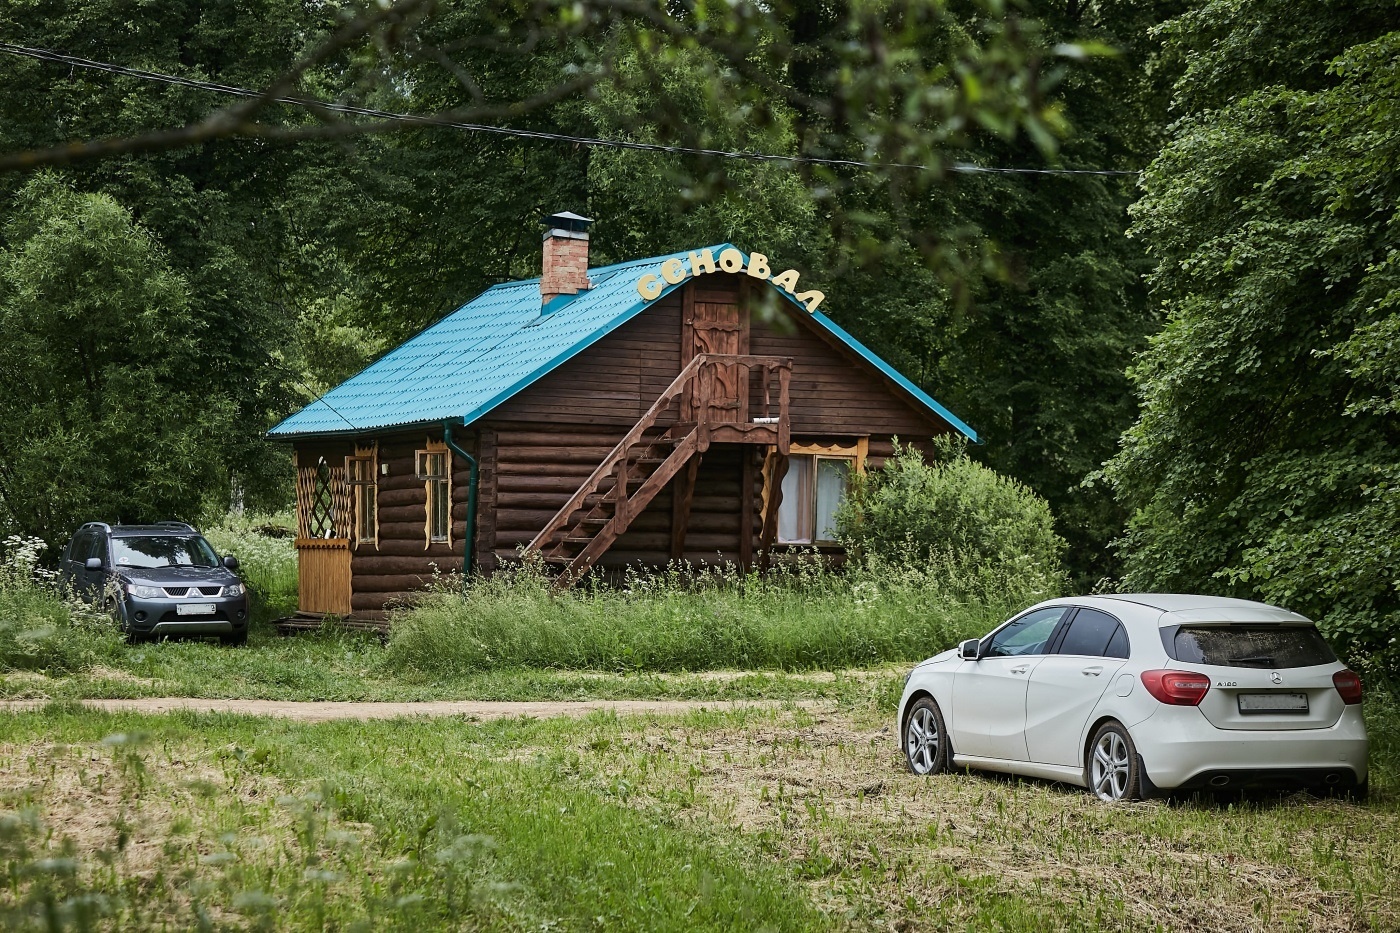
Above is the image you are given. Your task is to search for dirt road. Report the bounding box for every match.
[0,697,815,722]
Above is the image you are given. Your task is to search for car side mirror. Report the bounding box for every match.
[222,555,240,570]
[958,638,982,661]
[84,557,104,572]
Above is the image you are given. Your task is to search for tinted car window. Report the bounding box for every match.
[83,532,105,562]
[66,531,90,562]
[111,536,220,569]
[986,608,1065,658]
[1056,609,1125,658]
[1104,625,1130,659]
[1172,626,1336,669]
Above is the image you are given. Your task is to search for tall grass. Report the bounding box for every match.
[381,553,1063,675]
[0,535,123,673]
[202,511,298,624]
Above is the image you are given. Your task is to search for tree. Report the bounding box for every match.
[1102,0,1400,666]
[0,175,235,544]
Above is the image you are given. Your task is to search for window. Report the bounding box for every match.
[1055,608,1130,659]
[416,446,451,546]
[67,530,91,563]
[111,536,220,569]
[1171,625,1336,669]
[346,449,378,547]
[777,455,853,545]
[985,607,1066,657]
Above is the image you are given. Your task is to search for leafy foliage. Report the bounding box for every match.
[0,176,240,546]
[836,439,1065,583]
[1103,1,1400,665]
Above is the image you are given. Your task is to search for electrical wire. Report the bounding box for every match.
[0,41,1142,178]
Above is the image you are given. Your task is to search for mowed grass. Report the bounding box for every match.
[0,624,905,705]
[1,699,1398,931]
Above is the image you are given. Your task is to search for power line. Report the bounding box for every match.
[0,41,1142,178]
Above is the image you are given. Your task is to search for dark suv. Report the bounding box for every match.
[61,522,250,645]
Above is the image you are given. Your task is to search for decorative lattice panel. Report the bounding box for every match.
[331,464,354,540]
[297,458,341,539]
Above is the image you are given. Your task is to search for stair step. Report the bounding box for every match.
[582,517,609,527]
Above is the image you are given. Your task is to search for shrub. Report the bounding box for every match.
[836,438,1065,579]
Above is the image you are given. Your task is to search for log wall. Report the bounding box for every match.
[486,293,684,426]
[311,430,483,617]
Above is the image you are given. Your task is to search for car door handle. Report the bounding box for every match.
[1009,664,1030,675]
[1082,666,1103,676]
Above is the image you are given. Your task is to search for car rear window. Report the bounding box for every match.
[1170,625,1337,669]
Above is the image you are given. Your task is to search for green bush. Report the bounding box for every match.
[836,438,1066,579]
[0,535,123,674]
[380,554,1061,676]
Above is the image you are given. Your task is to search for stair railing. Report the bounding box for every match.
[525,353,706,555]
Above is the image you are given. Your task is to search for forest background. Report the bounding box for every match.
[0,0,1396,669]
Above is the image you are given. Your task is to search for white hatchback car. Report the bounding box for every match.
[897,594,1369,800]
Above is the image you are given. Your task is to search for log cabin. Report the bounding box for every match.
[268,212,978,625]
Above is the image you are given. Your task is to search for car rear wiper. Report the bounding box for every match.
[1225,655,1276,667]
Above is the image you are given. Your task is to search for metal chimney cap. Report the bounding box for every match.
[543,210,594,233]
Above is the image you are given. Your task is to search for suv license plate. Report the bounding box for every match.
[1238,693,1308,713]
[176,603,216,616]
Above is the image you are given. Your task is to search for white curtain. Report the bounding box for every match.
[778,456,813,543]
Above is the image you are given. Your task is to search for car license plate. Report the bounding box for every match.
[1238,693,1308,713]
[176,603,216,616]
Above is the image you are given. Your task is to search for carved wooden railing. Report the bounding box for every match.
[525,354,705,556]
[524,354,792,579]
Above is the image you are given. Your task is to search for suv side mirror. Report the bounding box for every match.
[958,638,982,661]
[222,555,240,570]
[84,557,104,572]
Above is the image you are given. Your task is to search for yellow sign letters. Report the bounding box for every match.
[635,248,825,312]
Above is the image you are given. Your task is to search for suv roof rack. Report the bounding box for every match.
[153,521,198,531]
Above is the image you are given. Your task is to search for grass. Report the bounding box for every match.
[4,517,1400,928]
[0,521,1053,701]
[0,626,905,704]
[1,700,1397,931]
[380,555,1057,675]
[201,511,298,626]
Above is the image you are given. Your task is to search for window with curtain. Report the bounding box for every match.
[777,454,852,545]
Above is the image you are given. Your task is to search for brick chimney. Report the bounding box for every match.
[540,210,594,306]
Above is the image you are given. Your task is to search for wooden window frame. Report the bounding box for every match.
[415,440,452,548]
[768,438,868,547]
[345,443,379,549]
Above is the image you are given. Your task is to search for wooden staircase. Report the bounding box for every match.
[526,353,791,587]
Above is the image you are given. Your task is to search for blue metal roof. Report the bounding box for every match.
[268,245,978,443]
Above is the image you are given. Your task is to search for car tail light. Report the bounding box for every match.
[1333,669,1363,705]
[1141,669,1211,706]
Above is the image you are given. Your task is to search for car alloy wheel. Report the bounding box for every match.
[1088,722,1139,802]
[903,698,949,775]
